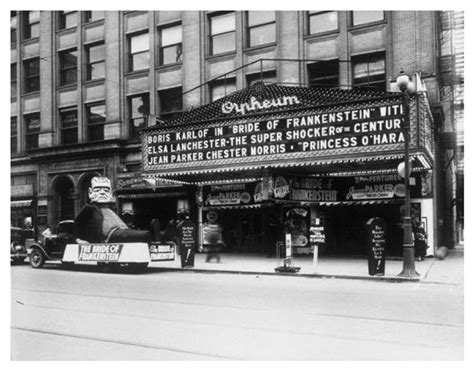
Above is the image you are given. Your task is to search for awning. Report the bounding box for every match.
[142,151,433,184]
[10,200,33,208]
[202,204,262,211]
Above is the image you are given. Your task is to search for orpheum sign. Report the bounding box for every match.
[143,99,405,171]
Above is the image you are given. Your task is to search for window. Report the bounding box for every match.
[308,60,339,88]
[86,102,106,141]
[247,11,276,47]
[22,11,40,40]
[85,43,105,81]
[159,87,183,121]
[58,11,78,30]
[309,11,338,35]
[210,12,236,55]
[352,53,386,89]
[351,11,384,26]
[24,58,40,93]
[11,117,18,154]
[59,49,78,86]
[246,70,277,87]
[11,63,17,97]
[11,11,17,44]
[128,94,149,139]
[128,32,149,71]
[59,108,78,144]
[24,113,40,150]
[84,11,105,23]
[210,78,237,102]
[159,24,182,65]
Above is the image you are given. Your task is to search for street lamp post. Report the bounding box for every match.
[396,72,419,277]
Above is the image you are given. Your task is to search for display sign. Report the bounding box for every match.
[366,217,387,276]
[203,182,256,206]
[78,244,123,261]
[144,101,405,171]
[149,243,175,261]
[310,226,326,244]
[272,174,422,202]
[11,184,34,197]
[285,207,310,247]
[202,223,223,245]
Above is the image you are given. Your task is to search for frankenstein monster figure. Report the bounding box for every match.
[73,176,160,244]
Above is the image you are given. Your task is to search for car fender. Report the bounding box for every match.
[28,243,53,260]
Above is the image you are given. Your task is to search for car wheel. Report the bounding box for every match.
[30,248,45,268]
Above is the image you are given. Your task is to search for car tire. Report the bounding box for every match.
[30,248,45,269]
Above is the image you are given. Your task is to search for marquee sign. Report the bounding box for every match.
[144,101,405,172]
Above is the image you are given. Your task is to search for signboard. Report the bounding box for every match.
[11,184,34,197]
[203,182,256,206]
[202,223,223,245]
[78,244,123,261]
[366,217,386,276]
[144,101,405,171]
[149,243,175,261]
[272,175,422,202]
[310,226,326,244]
[285,207,310,248]
[116,172,179,190]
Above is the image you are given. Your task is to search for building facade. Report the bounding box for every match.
[10,10,463,255]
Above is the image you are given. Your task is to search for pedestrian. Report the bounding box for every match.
[413,218,428,261]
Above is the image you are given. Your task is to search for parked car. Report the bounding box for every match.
[29,220,75,269]
[10,227,30,265]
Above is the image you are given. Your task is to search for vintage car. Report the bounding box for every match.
[29,220,176,273]
[29,220,75,268]
[10,226,30,265]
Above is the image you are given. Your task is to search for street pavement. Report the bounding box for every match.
[10,247,464,361]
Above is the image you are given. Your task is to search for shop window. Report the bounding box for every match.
[11,63,17,97]
[58,11,78,30]
[24,58,40,93]
[209,78,237,102]
[159,23,182,65]
[352,53,386,89]
[24,112,40,150]
[59,49,78,86]
[246,70,277,87]
[85,42,105,81]
[308,11,338,35]
[246,11,276,48]
[22,11,40,40]
[11,11,17,44]
[11,116,18,154]
[351,11,385,26]
[209,12,236,55]
[308,60,340,88]
[128,93,149,139]
[84,11,105,23]
[86,102,106,141]
[11,174,36,186]
[128,32,149,72]
[59,107,78,145]
[159,87,183,122]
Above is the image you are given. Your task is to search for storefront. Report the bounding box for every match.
[141,84,435,258]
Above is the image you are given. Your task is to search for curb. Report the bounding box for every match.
[159,266,421,283]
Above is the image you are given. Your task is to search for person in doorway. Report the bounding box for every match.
[73,176,161,244]
[413,217,428,261]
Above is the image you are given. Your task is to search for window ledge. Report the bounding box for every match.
[206,50,237,61]
[243,42,277,55]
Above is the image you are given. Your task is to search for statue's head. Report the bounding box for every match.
[89,176,113,204]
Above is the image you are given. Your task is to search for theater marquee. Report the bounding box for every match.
[143,100,406,172]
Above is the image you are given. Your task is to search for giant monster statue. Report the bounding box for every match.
[73,176,160,244]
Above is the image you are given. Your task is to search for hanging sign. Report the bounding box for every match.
[203,182,256,206]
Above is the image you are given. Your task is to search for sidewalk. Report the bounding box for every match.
[149,248,464,283]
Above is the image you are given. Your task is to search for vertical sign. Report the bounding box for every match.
[366,217,387,276]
